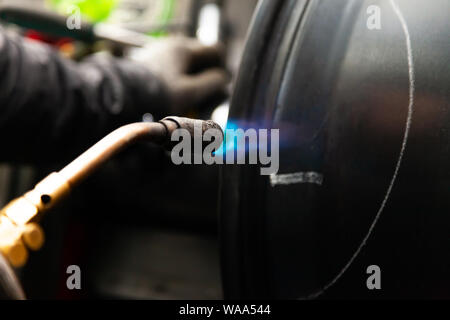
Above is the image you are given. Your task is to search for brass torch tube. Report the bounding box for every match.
[0,121,178,268]
[59,122,174,188]
[0,117,221,268]
[0,121,178,227]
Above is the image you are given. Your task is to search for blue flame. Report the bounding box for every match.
[213,119,272,158]
[214,120,240,157]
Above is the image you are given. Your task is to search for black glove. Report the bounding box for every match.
[129,37,230,115]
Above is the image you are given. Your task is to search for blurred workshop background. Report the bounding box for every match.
[0,0,258,299]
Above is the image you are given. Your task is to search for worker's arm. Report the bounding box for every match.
[0,30,227,163]
[0,29,169,163]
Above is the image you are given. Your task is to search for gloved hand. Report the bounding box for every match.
[130,37,230,115]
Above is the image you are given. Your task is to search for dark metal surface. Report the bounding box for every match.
[221,0,450,299]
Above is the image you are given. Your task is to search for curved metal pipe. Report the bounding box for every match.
[0,117,221,269]
[0,121,176,269]
[59,122,172,188]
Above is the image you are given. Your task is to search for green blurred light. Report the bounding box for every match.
[47,0,117,23]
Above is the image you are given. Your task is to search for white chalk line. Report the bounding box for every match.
[302,0,415,299]
[270,172,324,187]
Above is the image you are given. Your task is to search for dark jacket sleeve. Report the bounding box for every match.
[0,29,170,164]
